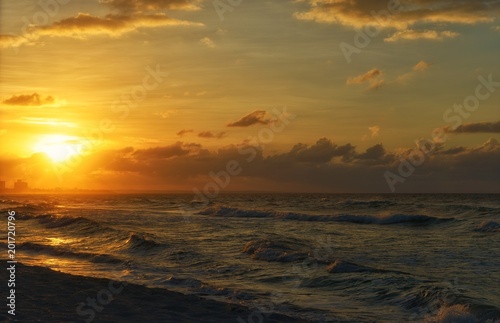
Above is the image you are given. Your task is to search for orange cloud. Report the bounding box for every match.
[99,0,202,13]
[200,37,216,48]
[385,30,459,42]
[413,60,431,72]
[397,60,431,83]
[35,13,203,38]
[347,68,384,90]
[0,34,31,48]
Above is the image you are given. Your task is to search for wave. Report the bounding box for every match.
[164,276,255,300]
[427,304,476,323]
[20,242,124,264]
[474,220,500,233]
[241,239,309,263]
[325,259,410,276]
[20,213,106,232]
[198,206,453,225]
[337,200,395,208]
[122,233,168,251]
[327,260,389,274]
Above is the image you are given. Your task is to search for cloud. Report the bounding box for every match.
[369,126,380,137]
[3,137,499,192]
[357,144,386,160]
[294,0,498,30]
[132,142,203,159]
[177,129,194,137]
[154,110,177,119]
[198,131,226,139]
[385,29,459,42]
[35,13,203,38]
[444,121,500,133]
[200,37,215,48]
[413,60,431,72]
[99,0,202,13]
[0,34,30,48]
[227,110,275,127]
[2,93,55,106]
[86,139,500,192]
[397,60,431,83]
[279,138,357,163]
[347,68,384,90]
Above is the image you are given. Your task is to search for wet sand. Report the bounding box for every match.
[1,263,307,322]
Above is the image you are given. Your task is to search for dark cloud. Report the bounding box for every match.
[99,0,202,13]
[3,93,55,106]
[295,0,499,41]
[198,131,226,139]
[176,129,194,137]
[226,110,275,127]
[357,144,385,160]
[3,138,498,193]
[445,121,500,133]
[277,138,356,163]
[132,142,202,159]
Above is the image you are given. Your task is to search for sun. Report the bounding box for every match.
[33,135,83,163]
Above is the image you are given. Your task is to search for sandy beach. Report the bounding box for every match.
[1,263,306,322]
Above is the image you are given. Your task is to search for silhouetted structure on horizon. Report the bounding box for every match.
[14,179,28,191]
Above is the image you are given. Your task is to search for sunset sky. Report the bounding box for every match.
[0,0,499,192]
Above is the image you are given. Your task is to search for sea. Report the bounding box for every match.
[2,193,499,322]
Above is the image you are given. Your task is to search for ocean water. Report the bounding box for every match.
[2,193,499,322]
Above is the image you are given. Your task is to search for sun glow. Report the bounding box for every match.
[33,135,84,163]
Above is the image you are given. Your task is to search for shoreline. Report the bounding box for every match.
[1,263,308,322]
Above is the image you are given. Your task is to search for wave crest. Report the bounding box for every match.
[241,239,309,262]
[198,206,452,225]
[474,220,500,233]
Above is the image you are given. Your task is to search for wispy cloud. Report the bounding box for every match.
[294,0,498,30]
[0,34,31,48]
[385,30,459,42]
[397,60,431,83]
[35,13,203,38]
[347,68,384,90]
[200,37,216,48]
[2,93,56,106]
[99,0,203,13]
[198,131,226,139]
[176,129,194,137]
